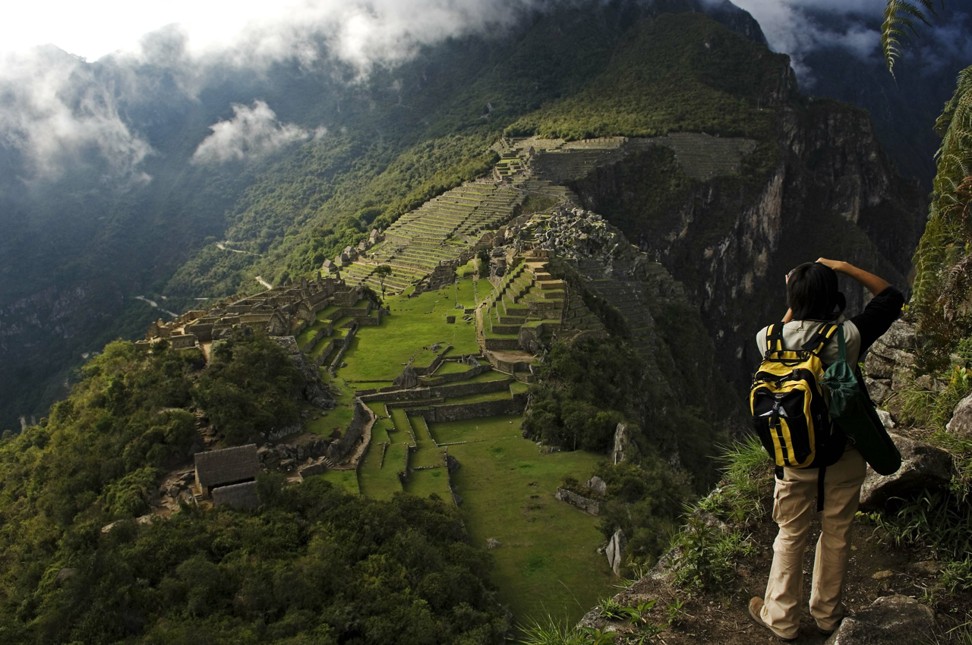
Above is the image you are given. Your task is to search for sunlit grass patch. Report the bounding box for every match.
[360,440,407,500]
[430,415,518,444]
[433,360,476,376]
[319,469,359,495]
[405,467,452,498]
[440,416,613,625]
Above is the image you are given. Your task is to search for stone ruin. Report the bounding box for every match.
[143,276,366,354]
[194,444,261,510]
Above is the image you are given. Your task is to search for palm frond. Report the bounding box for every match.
[881,0,937,76]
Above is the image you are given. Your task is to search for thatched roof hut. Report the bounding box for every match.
[194,444,260,496]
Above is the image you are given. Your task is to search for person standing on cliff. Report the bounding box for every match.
[748,258,904,641]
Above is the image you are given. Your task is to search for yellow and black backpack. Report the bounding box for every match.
[750,322,845,471]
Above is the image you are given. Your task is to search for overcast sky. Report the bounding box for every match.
[3,0,899,63]
[2,1,344,60]
[2,0,966,181]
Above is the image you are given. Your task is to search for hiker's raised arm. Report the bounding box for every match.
[815,258,891,296]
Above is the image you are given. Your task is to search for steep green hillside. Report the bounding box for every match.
[0,336,509,643]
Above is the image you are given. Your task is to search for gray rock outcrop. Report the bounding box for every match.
[605,529,626,577]
[863,320,920,406]
[587,475,608,496]
[946,393,972,440]
[394,365,419,389]
[556,488,600,515]
[826,595,936,644]
[859,433,954,510]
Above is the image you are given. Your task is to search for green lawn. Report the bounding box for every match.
[320,469,359,495]
[359,439,406,500]
[404,467,452,499]
[429,417,510,445]
[296,325,321,349]
[304,376,357,437]
[338,278,481,382]
[438,390,511,405]
[408,414,444,468]
[468,370,514,383]
[437,415,614,627]
[432,360,476,376]
[510,381,530,395]
[317,276,611,627]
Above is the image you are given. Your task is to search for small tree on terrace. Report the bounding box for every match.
[375,265,393,298]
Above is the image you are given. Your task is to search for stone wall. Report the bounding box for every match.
[212,481,260,510]
[327,324,359,374]
[326,399,370,463]
[359,378,511,404]
[424,363,492,384]
[555,488,600,515]
[414,394,527,423]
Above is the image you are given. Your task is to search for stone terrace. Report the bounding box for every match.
[517,133,756,184]
[479,250,567,370]
[339,180,524,295]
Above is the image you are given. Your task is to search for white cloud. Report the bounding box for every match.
[728,0,886,81]
[0,47,152,184]
[192,101,322,165]
[1,1,541,69]
[0,1,547,180]
[732,0,883,55]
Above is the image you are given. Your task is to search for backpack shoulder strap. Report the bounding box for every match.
[765,323,784,355]
[801,322,838,354]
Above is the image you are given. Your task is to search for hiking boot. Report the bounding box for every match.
[748,596,798,642]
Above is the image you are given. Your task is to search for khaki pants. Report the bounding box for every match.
[760,447,867,639]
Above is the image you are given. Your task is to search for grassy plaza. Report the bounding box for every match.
[306,276,615,625]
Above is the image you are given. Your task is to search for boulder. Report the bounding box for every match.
[298,460,328,479]
[394,366,419,389]
[827,595,935,644]
[946,393,972,440]
[605,529,626,577]
[859,433,954,510]
[863,320,918,406]
[555,488,600,515]
[611,422,629,465]
[588,475,608,496]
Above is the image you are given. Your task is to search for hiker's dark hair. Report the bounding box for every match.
[787,262,846,320]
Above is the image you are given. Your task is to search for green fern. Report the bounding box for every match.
[881,0,937,76]
[910,66,972,368]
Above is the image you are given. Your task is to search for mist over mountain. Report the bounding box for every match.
[733,0,972,185]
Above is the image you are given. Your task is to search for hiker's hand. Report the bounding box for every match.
[816,257,844,272]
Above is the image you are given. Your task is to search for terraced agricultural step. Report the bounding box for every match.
[497,315,526,326]
[484,337,521,351]
[501,303,529,317]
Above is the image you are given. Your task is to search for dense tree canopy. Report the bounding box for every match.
[0,334,510,642]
